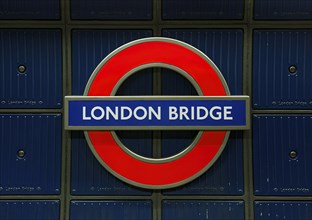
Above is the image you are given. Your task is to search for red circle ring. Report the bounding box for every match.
[84,37,230,189]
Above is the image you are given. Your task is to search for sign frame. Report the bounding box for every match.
[65,37,250,189]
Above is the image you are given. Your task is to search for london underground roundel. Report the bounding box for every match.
[65,37,250,189]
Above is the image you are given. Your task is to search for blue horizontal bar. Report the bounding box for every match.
[65,97,248,130]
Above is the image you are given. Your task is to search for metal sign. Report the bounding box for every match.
[65,37,250,189]
[65,96,249,130]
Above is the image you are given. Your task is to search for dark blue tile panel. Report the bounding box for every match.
[71,131,152,195]
[0,0,60,19]
[72,30,153,95]
[254,201,312,220]
[163,132,243,195]
[161,130,198,158]
[70,201,152,220]
[162,201,244,220]
[115,130,153,159]
[162,0,243,20]
[162,29,243,95]
[0,29,62,108]
[253,115,312,195]
[71,0,152,20]
[253,30,312,109]
[115,66,153,96]
[161,68,198,96]
[0,200,60,220]
[254,0,312,20]
[0,114,62,195]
